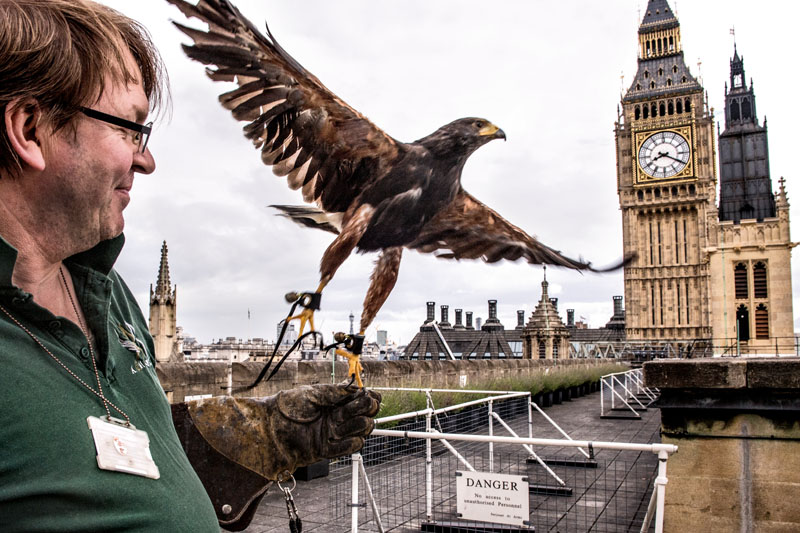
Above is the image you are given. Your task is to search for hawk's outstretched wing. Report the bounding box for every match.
[168,0,401,213]
[409,190,612,271]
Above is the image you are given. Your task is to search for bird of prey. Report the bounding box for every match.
[168,0,626,386]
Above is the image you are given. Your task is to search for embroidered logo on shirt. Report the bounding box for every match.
[117,322,151,374]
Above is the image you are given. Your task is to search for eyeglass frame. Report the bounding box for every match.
[78,107,153,153]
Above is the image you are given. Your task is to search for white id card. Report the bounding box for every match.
[87,416,160,479]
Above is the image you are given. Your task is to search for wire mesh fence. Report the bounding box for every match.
[327,395,660,532]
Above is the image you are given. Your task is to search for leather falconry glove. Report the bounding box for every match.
[172,384,381,530]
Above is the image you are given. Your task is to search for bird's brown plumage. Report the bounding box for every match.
[167,0,627,339]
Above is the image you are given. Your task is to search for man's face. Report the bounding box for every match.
[37,51,155,253]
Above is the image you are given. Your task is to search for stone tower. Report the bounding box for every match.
[614,0,716,349]
[522,269,569,359]
[149,241,178,362]
[708,44,795,353]
[718,45,775,223]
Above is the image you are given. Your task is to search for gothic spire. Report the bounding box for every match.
[150,241,176,305]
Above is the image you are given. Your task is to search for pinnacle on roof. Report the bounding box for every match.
[640,0,678,31]
[154,240,172,299]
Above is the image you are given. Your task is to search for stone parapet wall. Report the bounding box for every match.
[158,358,619,402]
[644,358,800,533]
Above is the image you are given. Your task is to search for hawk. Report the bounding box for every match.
[168,0,627,386]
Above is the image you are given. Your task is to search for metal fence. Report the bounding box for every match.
[600,369,659,420]
[327,389,675,533]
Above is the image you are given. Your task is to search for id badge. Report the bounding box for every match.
[87,415,160,479]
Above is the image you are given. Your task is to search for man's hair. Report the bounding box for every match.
[0,0,168,178]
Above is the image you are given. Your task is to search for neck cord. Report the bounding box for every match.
[0,266,131,426]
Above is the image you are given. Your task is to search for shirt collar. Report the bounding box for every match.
[0,234,125,288]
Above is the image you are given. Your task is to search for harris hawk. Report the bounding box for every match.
[168,0,627,386]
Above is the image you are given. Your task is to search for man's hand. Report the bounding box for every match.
[268,384,381,479]
[186,384,381,482]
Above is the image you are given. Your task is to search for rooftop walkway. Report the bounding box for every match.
[241,386,662,532]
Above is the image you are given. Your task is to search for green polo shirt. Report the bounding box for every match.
[0,235,218,532]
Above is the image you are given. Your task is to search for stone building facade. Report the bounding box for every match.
[615,0,793,354]
[706,48,795,354]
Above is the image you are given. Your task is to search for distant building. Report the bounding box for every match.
[182,335,276,363]
[149,241,180,362]
[403,280,627,360]
[521,273,570,359]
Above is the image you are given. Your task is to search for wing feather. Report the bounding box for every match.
[409,190,623,272]
[168,0,402,214]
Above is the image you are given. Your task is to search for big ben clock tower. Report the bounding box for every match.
[615,0,716,347]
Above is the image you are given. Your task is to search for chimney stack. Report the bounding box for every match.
[567,309,575,327]
[440,305,452,328]
[517,310,525,328]
[454,309,465,329]
[613,296,623,316]
[426,301,435,323]
[465,311,474,329]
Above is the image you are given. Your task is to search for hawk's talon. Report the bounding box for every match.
[335,347,364,388]
[287,307,315,336]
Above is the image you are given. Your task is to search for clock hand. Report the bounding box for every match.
[661,153,685,163]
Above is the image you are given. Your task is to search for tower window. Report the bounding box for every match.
[644,70,650,78]
[668,101,674,114]
[658,68,664,77]
[754,262,768,298]
[734,263,748,299]
[672,65,678,74]
[755,304,769,339]
[643,105,649,119]
[651,103,657,116]
[667,79,672,87]
[736,304,750,341]
[731,100,740,121]
[742,98,752,119]
[650,81,656,89]
[635,105,641,120]
[685,98,691,112]
[636,83,642,91]
[659,103,666,116]
[669,37,674,51]
[676,99,683,113]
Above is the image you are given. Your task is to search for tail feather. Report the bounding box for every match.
[271,205,342,234]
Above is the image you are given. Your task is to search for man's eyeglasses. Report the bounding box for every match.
[78,107,152,153]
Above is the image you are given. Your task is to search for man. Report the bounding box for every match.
[0,1,380,531]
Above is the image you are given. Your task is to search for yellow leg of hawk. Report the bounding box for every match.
[286,281,327,335]
[335,339,364,388]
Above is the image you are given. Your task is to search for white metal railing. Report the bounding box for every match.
[357,387,675,533]
[350,433,676,533]
[600,368,659,418]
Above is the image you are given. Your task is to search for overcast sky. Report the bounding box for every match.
[100,0,800,346]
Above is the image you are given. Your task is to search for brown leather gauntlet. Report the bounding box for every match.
[171,384,381,531]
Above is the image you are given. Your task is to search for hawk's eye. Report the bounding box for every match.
[475,120,485,129]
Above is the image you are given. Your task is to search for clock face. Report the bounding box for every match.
[638,131,691,179]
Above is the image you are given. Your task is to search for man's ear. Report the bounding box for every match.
[5,99,46,172]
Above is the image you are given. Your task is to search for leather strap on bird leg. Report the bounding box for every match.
[231,292,322,392]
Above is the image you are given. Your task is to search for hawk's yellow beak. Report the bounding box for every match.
[479,123,506,140]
